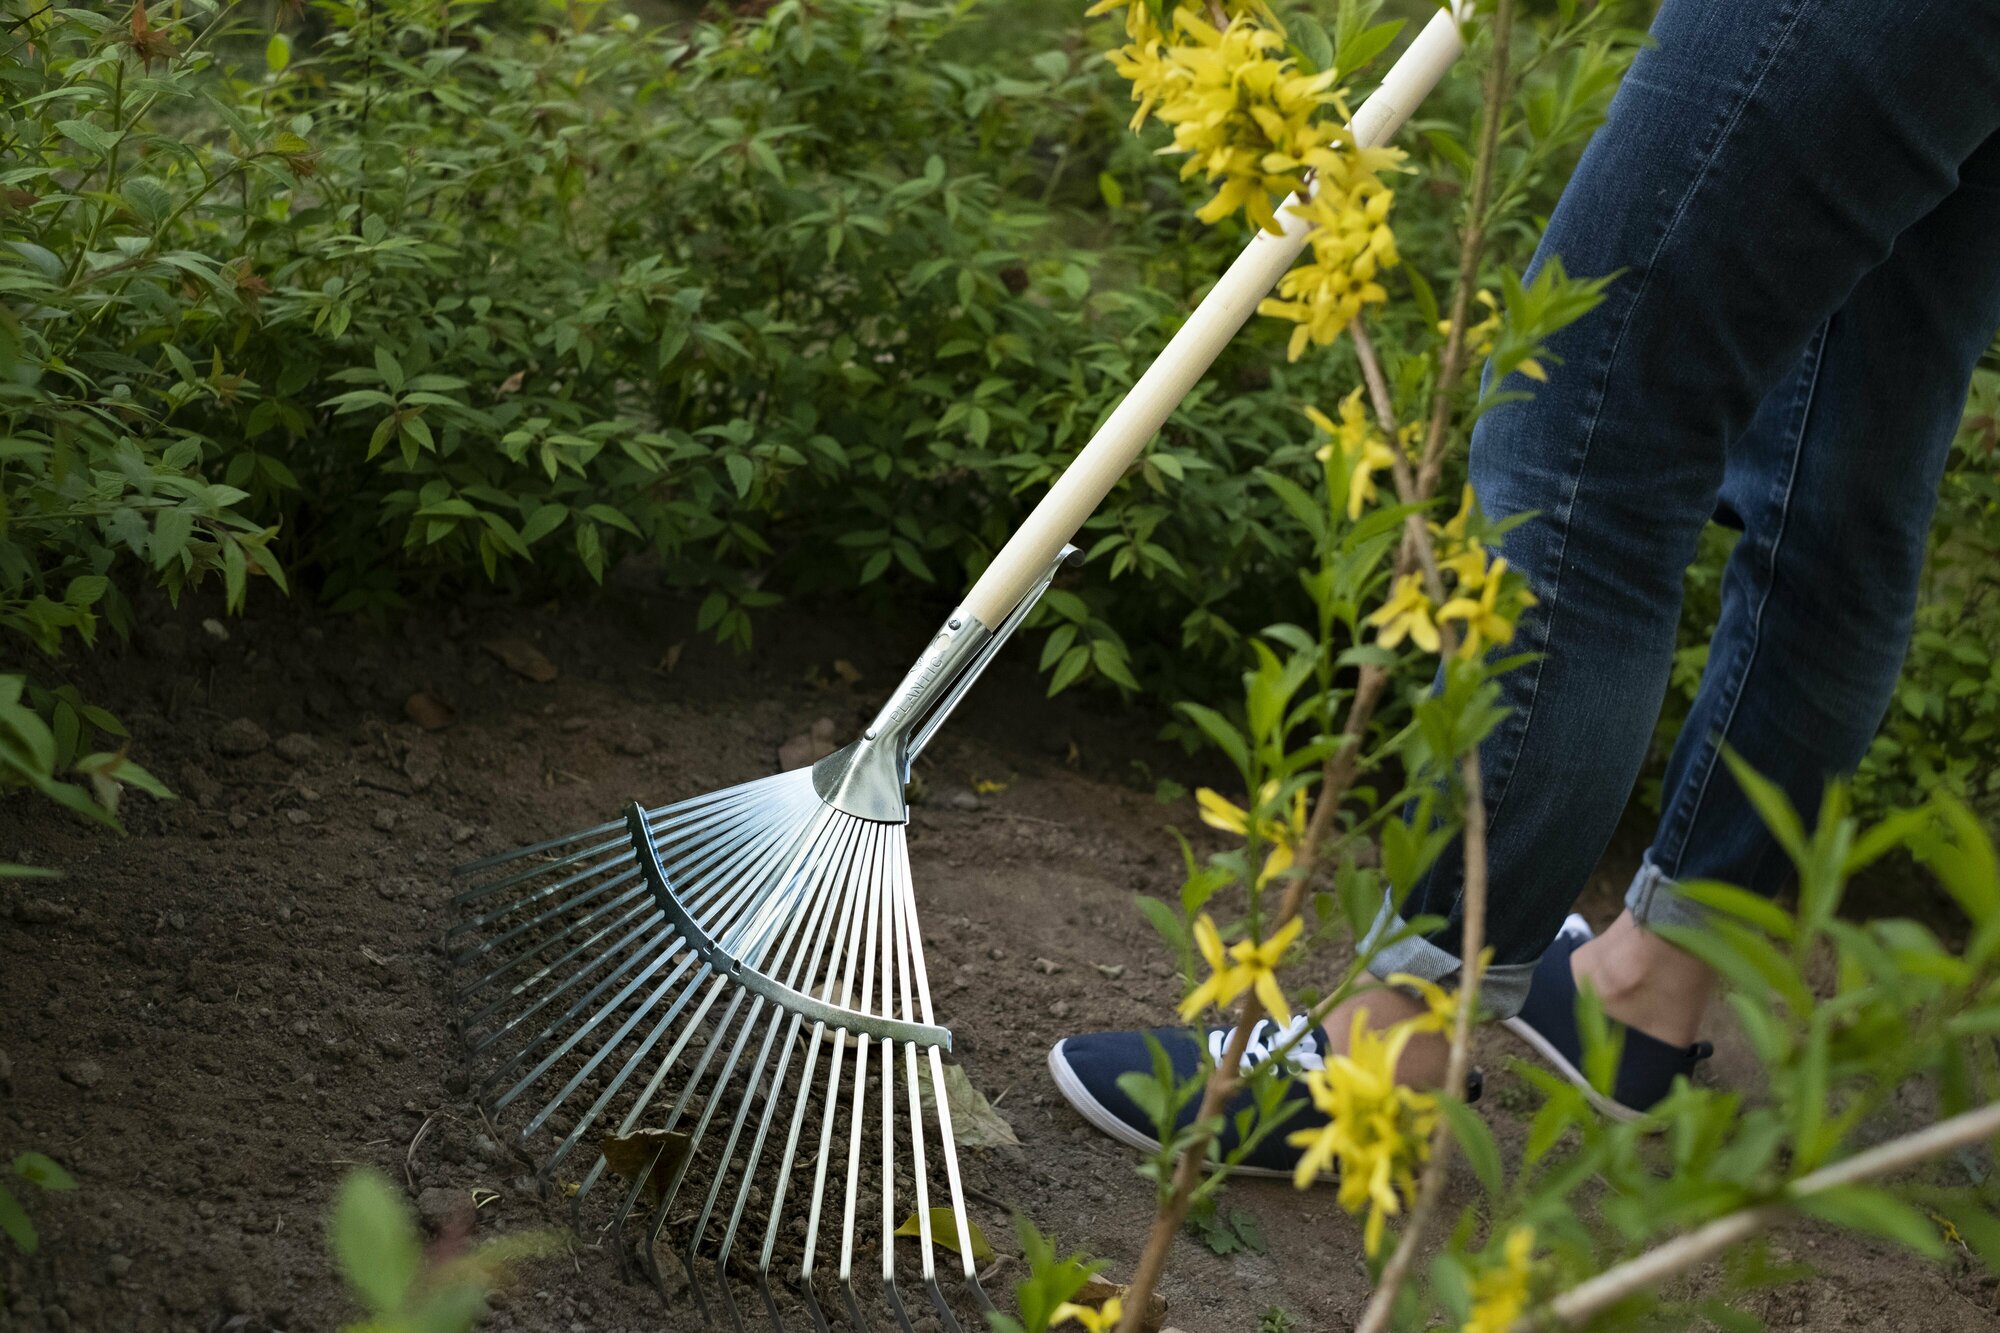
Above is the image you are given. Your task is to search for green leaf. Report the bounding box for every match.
[1796,1185,1946,1260]
[1437,1095,1500,1198]
[1289,12,1333,72]
[725,454,755,499]
[331,1170,421,1314]
[122,177,173,227]
[11,1153,76,1192]
[266,32,292,73]
[1097,172,1124,209]
[0,1184,35,1254]
[56,118,119,157]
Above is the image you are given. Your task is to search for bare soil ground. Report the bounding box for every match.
[2,581,1995,1332]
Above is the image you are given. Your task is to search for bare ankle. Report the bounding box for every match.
[1319,977,1452,1089]
[1569,912,1714,1048]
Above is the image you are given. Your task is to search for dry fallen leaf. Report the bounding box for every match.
[1092,962,1126,980]
[971,777,1010,795]
[919,1063,1020,1149]
[893,1207,994,1263]
[832,658,862,684]
[482,636,558,682]
[497,369,526,395]
[660,641,685,673]
[599,1128,693,1205]
[404,690,455,731]
[1073,1279,1166,1333]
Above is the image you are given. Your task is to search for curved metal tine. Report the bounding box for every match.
[677,821,858,1320]
[450,787,763,949]
[450,869,645,976]
[838,821,892,1331]
[885,832,960,1333]
[880,829,918,1333]
[698,816,872,1326]
[891,833,982,1322]
[459,901,662,1049]
[518,795,818,1146]
[633,806,850,1271]
[796,1277,832,1333]
[449,771,779,910]
[801,823,884,1326]
[492,791,814,1111]
[452,816,629,881]
[459,795,780,1037]
[556,966,733,1238]
[758,819,878,1326]
[558,785,823,1210]
[471,915,674,1081]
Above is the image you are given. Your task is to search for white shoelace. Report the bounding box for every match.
[1208,1015,1325,1073]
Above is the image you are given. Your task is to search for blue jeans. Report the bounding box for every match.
[1369,0,2000,1017]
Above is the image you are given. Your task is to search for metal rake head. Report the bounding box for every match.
[446,770,993,1332]
[445,550,1081,1329]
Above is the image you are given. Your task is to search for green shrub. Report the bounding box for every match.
[2,0,1995,830]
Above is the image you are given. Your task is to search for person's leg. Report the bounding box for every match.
[1358,0,2000,1066]
[1572,127,2000,1047]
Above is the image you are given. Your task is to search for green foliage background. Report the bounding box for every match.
[2,0,1996,831]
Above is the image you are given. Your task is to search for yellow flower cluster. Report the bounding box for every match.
[1258,142,1405,359]
[1196,782,1307,886]
[1359,485,1538,660]
[1306,388,1398,520]
[1090,0,1404,348]
[1284,1005,1443,1253]
[1180,912,1302,1025]
[1462,1227,1535,1333]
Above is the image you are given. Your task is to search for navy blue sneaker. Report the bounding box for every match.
[1502,915,1714,1122]
[1047,1017,1481,1180]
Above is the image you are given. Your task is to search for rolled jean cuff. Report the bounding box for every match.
[1358,900,1540,1020]
[1624,852,1713,932]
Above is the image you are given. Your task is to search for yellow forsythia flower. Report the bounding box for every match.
[1439,288,1501,361]
[1383,972,1457,1034]
[1257,140,1406,359]
[1437,556,1537,659]
[1180,913,1303,1024]
[1462,1227,1535,1333]
[1431,484,1487,586]
[1285,1010,1440,1252]
[1306,387,1399,520]
[1196,782,1307,886]
[1366,572,1441,654]
[1053,1296,1122,1332]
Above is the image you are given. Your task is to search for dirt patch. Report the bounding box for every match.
[1,583,1991,1331]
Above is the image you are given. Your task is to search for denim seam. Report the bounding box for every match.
[1658,321,1824,874]
[1449,0,1811,931]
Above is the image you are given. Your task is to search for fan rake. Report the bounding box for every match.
[442,9,1467,1327]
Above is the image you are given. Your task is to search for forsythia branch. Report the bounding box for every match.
[1529,1099,2000,1329]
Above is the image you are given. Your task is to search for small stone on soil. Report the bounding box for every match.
[1034,957,1062,974]
[213,718,270,757]
[946,789,981,811]
[105,1254,132,1280]
[60,1058,103,1089]
[14,897,75,926]
[373,808,400,833]
[273,733,320,763]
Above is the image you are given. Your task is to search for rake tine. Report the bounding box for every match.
[458,902,661,1048]
[496,789,816,1114]
[696,817,870,1317]
[635,812,851,1278]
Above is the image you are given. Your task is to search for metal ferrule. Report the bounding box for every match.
[811,611,991,824]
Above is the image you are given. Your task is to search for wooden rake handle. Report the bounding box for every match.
[960,3,1472,629]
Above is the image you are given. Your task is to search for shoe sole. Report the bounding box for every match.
[1500,1015,1647,1124]
[1044,1040,1301,1182]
